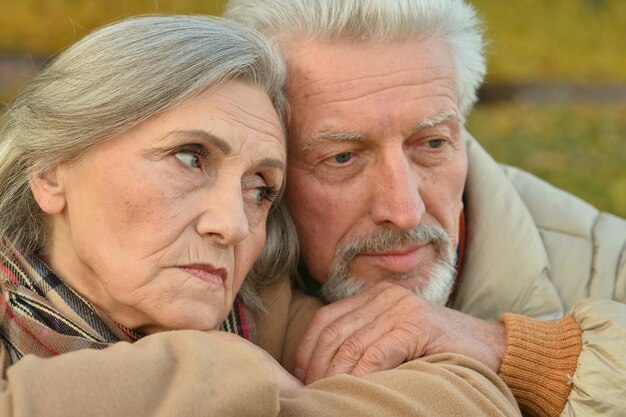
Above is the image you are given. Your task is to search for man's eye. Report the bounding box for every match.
[333,152,353,164]
[175,152,200,168]
[427,139,445,149]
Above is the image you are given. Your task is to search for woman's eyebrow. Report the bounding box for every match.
[162,129,284,172]
[257,157,285,171]
[169,129,232,154]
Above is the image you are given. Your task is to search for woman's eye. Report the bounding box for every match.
[426,139,445,149]
[175,152,200,168]
[252,188,265,202]
[252,186,278,203]
[333,152,353,164]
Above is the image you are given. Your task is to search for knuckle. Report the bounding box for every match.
[313,304,335,324]
[397,291,422,312]
[393,326,427,359]
[372,281,396,295]
[399,292,418,307]
[318,324,343,348]
[373,280,394,290]
[377,282,409,300]
[336,338,366,363]
[361,344,389,370]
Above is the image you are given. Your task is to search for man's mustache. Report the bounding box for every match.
[333,223,452,265]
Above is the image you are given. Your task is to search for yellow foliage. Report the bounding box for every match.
[1,0,625,82]
[470,0,626,82]
[0,0,225,54]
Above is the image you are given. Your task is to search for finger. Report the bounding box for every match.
[351,328,417,377]
[295,282,395,381]
[321,315,395,379]
[303,283,409,383]
[323,298,418,379]
[304,304,391,383]
[294,292,371,381]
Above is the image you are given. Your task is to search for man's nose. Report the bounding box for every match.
[195,183,249,246]
[370,150,424,229]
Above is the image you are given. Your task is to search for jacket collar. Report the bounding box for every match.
[451,134,564,320]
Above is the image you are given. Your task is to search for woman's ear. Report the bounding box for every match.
[28,165,67,215]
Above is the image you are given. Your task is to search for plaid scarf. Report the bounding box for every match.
[0,239,255,365]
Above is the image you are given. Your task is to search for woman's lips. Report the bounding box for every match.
[179,264,227,286]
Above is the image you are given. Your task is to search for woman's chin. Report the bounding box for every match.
[134,304,227,335]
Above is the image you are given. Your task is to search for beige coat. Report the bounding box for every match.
[457,137,626,417]
[255,136,626,417]
[0,327,519,416]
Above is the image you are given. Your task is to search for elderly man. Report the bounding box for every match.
[224,1,626,416]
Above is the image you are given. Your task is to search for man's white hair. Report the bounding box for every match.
[224,0,486,117]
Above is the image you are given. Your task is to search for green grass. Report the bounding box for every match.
[466,103,626,217]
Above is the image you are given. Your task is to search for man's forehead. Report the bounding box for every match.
[281,36,458,151]
[283,36,452,87]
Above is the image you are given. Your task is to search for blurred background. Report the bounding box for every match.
[0,0,624,216]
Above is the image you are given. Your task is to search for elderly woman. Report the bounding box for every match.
[0,15,303,415]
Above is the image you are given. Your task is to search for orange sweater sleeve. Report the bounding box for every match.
[498,313,582,417]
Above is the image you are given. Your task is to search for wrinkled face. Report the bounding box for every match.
[39,80,286,334]
[283,36,468,302]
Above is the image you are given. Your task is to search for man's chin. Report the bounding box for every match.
[417,263,456,305]
[320,263,455,305]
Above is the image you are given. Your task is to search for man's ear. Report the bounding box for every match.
[28,165,67,215]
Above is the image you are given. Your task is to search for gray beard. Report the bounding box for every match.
[319,224,456,305]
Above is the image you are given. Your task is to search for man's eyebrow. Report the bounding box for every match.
[301,131,367,153]
[311,131,367,141]
[299,110,460,153]
[169,129,232,154]
[411,109,460,132]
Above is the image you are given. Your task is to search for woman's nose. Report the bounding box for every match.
[195,184,250,246]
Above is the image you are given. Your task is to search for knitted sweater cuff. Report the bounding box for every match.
[498,313,582,417]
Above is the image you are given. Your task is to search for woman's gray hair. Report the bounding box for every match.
[224,0,486,118]
[0,14,296,309]
[240,200,299,310]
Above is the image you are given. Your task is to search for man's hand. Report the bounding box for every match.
[294,281,506,384]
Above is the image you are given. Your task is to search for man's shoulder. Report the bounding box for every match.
[499,164,601,238]
[466,136,625,239]
[464,137,625,309]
